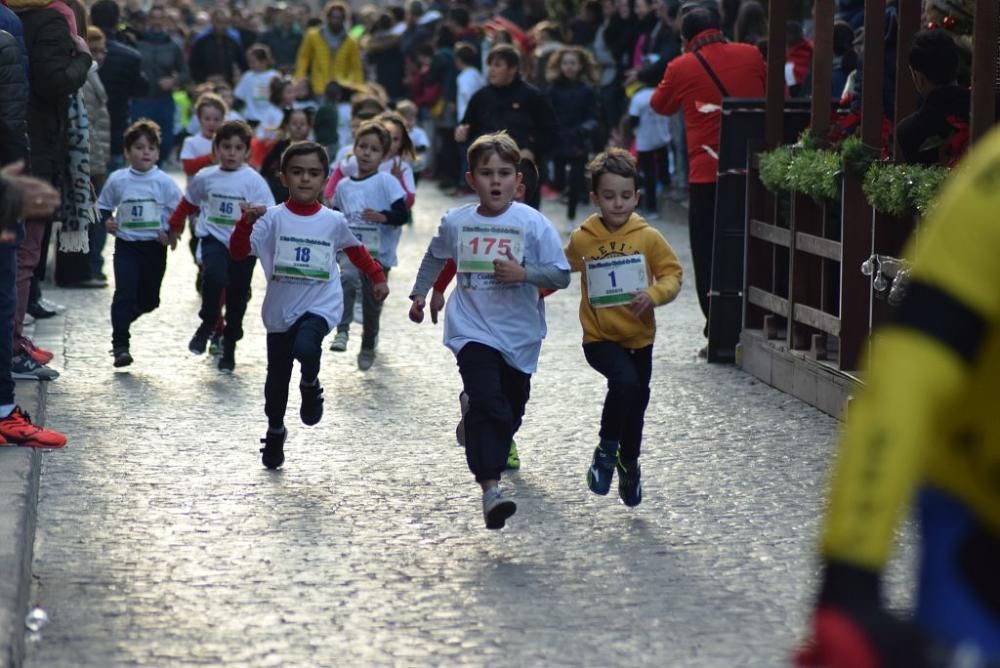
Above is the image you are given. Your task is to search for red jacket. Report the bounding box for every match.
[651,30,766,183]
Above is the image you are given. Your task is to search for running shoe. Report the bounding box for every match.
[11,354,59,381]
[587,443,618,496]
[188,327,209,355]
[27,302,56,319]
[218,339,236,372]
[616,455,642,507]
[482,487,516,529]
[299,382,324,426]
[111,346,133,368]
[21,338,53,365]
[357,347,375,371]
[505,439,521,470]
[208,335,222,356]
[329,330,349,352]
[259,427,286,469]
[0,406,67,448]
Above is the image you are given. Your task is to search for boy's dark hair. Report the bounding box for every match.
[213,120,253,148]
[351,94,386,118]
[323,81,343,103]
[909,29,960,86]
[588,148,640,192]
[487,43,521,70]
[681,7,720,41]
[354,120,392,154]
[448,6,470,28]
[280,140,330,175]
[124,118,162,150]
[376,111,416,160]
[89,0,119,30]
[454,42,478,68]
[467,131,520,170]
[268,76,290,107]
[247,43,274,67]
[195,92,228,119]
[280,107,314,136]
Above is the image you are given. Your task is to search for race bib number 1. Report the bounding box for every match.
[457,225,524,273]
[118,198,161,230]
[273,235,333,281]
[586,254,648,308]
[207,193,243,227]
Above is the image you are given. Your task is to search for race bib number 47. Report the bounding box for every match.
[457,225,524,273]
[586,254,648,308]
[118,198,161,230]
[273,235,333,281]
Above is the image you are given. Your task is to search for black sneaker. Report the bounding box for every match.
[259,427,287,469]
[616,455,642,507]
[27,302,57,319]
[299,382,324,426]
[188,326,210,354]
[218,339,236,372]
[111,346,133,368]
[586,443,618,495]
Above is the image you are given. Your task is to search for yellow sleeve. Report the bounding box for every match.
[644,231,683,306]
[564,233,584,273]
[821,127,1000,570]
[294,32,313,82]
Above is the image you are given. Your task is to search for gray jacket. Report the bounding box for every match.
[135,32,188,100]
[81,66,111,177]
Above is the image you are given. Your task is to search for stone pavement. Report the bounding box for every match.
[8,180,913,666]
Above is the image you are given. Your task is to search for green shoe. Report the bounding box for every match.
[505,439,521,470]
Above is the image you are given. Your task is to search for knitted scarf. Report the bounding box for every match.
[58,91,96,252]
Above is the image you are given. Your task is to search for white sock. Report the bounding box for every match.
[0,404,14,419]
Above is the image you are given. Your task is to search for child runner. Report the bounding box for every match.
[231,141,388,469]
[565,149,682,506]
[168,120,275,372]
[328,120,408,370]
[409,131,570,529]
[260,107,314,203]
[98,119,184,367]
[180,93,225,179]
[233,44,280,129]
[395,100,429,179]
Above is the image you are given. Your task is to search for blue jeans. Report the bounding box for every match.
[130,97,176,165]
[0,224,22,406]
[582,342,653,460]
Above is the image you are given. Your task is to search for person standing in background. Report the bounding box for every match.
[133,4,188,165]
[82,25,112,288]
[295,2,364,97]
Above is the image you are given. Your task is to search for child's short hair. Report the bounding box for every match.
[376,110,416,160]
[354,120,392,154]
[351,94,386,118]
[86,25,106,48]
[467,131,520,170]
[909,29,961,86]
[323,81,343,103]
[124,118,161,150]
[395,99,418,120]
[280,140,330,175]
[268,75,291,107]
[454,41,478,68]
[587,148,640,191]
[487,43,521,70]
[194,92,228,119]
[280,107,314,137]
[247,43,274,68]
[213,119,253,148]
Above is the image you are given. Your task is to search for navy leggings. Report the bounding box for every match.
[264,313,331,429]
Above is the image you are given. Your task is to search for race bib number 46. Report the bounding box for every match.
[457,225,524,273]
[118,198,161,230]
[207,193,243,227]
[586,254,648,308]
[273,235,333,281]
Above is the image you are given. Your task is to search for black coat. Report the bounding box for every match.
[546,79,598,158]
[189,32,246,85]
[635,21,681,87]
[0,29,28,167]
[19,8,92,180]
[98,37,148,156]
[461,76,559,158]
[897,85,971,166]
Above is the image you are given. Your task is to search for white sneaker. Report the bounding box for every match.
[329,330,349,352]
[482,487,516,530]
[38,298,66,314]
[23,313,35,326]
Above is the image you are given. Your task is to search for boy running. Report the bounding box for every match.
[232,141,387,469]
[565,149,683,506]
[409,131,570,529]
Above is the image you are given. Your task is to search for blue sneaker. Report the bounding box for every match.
[616,455,642,507]
[587,443,617,495]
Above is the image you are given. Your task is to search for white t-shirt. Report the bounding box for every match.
[331,171,407,267]
[409,126,430,152]
[255,105,285,141]
[250,203,362,333]
[457,67,486,124]
[336,103,353,149]
[97,166,183,243]
[234,69,279,122]
[185,165,275,245]
[427,202,569,374]
[336,154,415,201]
[629,88,672,152]
[180,133,213,161]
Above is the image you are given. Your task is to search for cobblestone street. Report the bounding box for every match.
[23,179,857,666]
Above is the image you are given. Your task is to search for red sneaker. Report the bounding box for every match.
[21,338,54,365]
[0,406,67,448]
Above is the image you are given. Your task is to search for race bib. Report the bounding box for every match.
[586,254,648,308]
[117,198,161,230]
[457,225,524,273]
[348,222,381,258]
[206,193,244,227]
[253,83,270,102]
[273,234,333,281]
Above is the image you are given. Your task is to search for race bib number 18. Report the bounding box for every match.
[457,225,524,273]
[273,235,333,281]
[586,254,648,308]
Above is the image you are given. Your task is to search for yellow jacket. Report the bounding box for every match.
[564,212,683,348]
[295,28,364,96]
[822,126,1000,570]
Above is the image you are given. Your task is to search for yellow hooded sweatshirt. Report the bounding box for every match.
[564,212,683,348]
